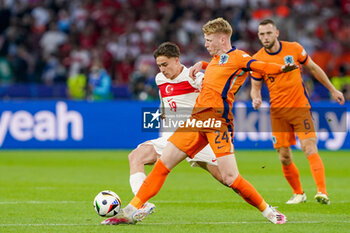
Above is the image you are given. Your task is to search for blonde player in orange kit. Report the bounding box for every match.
[250,19,345,205]
[102,18,297,225]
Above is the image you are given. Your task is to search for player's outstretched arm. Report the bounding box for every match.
[250,79,263,110]
[250,60,297,75]
[305,58,345,105]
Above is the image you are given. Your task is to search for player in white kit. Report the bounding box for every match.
[128,42,222,215]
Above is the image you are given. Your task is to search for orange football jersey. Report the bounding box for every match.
[194,47,254,122]
[251,41,310,108]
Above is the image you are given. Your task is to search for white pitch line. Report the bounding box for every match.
[1,200,350,205]
[0,201,86,205]
[143,220,350,225]
[1,220,350,227]
[0,224,94,227]
[154,200,350,204]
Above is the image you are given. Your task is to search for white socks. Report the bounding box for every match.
[123,203,138,216]
[261,205,271,216]
[129,172,146,195]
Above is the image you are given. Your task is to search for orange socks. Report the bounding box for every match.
[230,174,267,211]
[282,162,303,194]
[282,154,327,195]
[130,159,170,209]
[307,153,327,195]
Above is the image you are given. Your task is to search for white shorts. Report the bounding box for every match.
[138,132,218,167]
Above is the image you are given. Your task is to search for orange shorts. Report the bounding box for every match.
[168,130,234,158]
[168,108,234,158]
[271,108,316,148]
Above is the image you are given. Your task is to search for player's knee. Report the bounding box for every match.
[222,173,238,187]
[301,140,317,156]
[303,146,317,156]
[128,147,146,166]
[128,149,139,165]
[128,146,158,167]
[280,157,292,165]
[277,147,292,165]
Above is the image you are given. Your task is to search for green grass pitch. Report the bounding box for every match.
[0,150,349,233]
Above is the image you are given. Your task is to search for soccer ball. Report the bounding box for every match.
[93,190,121,217]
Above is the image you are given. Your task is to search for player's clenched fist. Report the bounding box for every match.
[252,98,262,110]
[189,61,203,80]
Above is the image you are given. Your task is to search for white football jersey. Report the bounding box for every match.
[156,66,203,114]
[141,65,217,167]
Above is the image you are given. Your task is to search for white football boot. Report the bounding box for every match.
[101,202,156,225]
[314,192,330,205]
[133,202,156,221]
[286,193,307,204]
[262,205,287,224]
[101,207,136,225]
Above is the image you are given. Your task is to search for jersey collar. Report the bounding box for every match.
[226,46,236,54]
[213,47,236,59]
[264,41,282,55]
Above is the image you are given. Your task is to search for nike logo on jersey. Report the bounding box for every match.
[217,145,224,149]
[211,159,217,163]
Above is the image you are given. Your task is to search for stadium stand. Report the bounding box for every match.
[0,0,349,101]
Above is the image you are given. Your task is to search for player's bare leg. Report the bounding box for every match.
[127,144,158,222]
[102,145,159,225]
[159,142,188,169]
[277,147,306,204]
[300,138,329,204]
[128,142,187,221]
[277,147,293,166]
[217,154,286,224]
[103,142,187,225]
[128,144,159,195]
[216,154,239,186]
[195,161,224,184]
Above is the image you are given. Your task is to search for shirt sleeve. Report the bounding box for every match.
[237,50,262,71]
[159,90,165,115]
[155,73,159,85]
[201,61,209,69]
[239,52,263,80]
[250,71,263,81]
[235,50,264,80]
[236,50,282,76]
[295,42,309,65]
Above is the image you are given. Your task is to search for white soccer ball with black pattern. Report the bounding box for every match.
[93,190,121,217]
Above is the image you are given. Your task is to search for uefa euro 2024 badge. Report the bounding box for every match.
[219,54,229,65]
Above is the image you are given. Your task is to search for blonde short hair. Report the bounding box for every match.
[202,17,232,37]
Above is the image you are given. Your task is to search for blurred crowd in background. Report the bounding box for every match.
[0,0,349,101]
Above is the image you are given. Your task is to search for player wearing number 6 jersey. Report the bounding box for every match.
[127,42,222,218]
[250,19,345,205]
[102,18,297,226]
